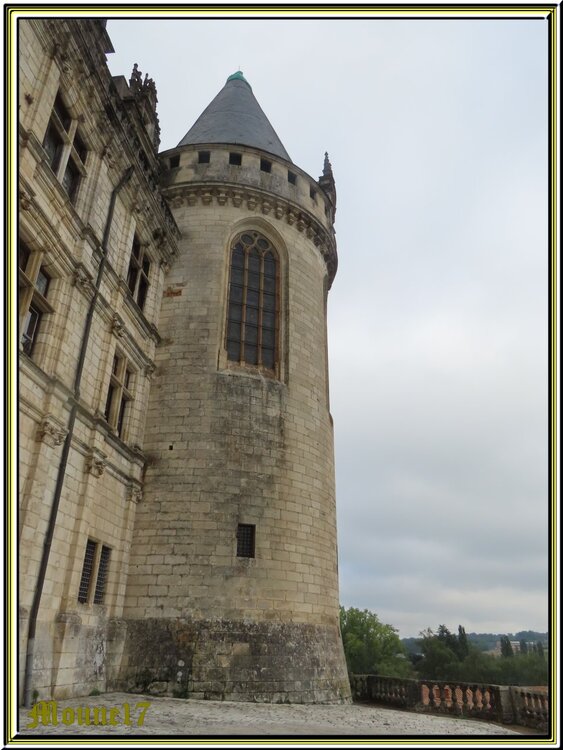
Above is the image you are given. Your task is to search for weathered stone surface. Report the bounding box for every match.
[113,619,350,703]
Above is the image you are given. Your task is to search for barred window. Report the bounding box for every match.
[78,540,112,605]
[127,235,151,311]
[93,546,111,604]
[42,91,87,203]
[77,540,97,603]
[237,524,256,558]
[226,232,278,371]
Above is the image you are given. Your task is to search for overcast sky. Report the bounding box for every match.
[106,14,550,638]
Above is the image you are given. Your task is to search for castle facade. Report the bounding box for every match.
[18,18,350,704]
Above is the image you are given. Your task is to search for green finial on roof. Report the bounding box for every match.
[227,70,250,88]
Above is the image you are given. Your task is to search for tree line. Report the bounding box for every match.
[339,607,548,686]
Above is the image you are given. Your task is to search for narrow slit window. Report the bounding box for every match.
[287,171,297,185]
[237,524,255,558]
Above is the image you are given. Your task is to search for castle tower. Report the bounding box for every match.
[115,73,350,703]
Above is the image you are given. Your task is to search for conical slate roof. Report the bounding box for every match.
[177,72,291,162]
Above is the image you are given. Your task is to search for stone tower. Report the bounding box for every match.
[114,72,350,703]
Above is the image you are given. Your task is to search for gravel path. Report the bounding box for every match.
[17,692,522,738]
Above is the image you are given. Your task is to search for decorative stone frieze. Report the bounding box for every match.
[163,184,338,286]
[86,448,107,477]
[36,415,68,447]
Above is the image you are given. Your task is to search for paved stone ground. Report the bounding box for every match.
[16,692,523,739]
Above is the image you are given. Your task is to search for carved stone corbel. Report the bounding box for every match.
[36,415,68,447]
[144,360,157,379]
[73,265,95,298]
[86,448,107,477]
[261,200,272,215]
[111,313,125,338]
[20,190,33,211]
[127,484,143,504]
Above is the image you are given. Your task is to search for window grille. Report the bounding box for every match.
[236,524,256,558]
[226,232,278,371]
[78,540,97,603]
[93,546,111,604]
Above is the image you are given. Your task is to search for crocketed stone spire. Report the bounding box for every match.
[177,72,291,162]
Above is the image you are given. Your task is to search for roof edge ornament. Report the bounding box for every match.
[226,70,251,89]
[319,151,337,221]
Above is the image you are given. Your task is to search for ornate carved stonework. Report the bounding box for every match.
[73,265,95,297]
[111,313,125,338]
[144,360,157,379]
[127,484,143,504]
[20,190,33,211]
[87,449,107,477]
[163,184,338,287]
[36,416,68,447]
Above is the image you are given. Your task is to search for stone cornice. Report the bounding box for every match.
[164,183,338,287]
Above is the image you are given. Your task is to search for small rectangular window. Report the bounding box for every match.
[127,236,151,311]
[169,154,180,168]
[229,152,242,166]
[310,187,317,201]
[288,171,297,185]
[104,353,134,439]
[21,305,42,356]
[260,158,272,173]
[237,524,255,558]
[198,151,210,164]
[19,249,53,357]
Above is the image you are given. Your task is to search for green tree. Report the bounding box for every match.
[519,639,528,655]
[500,636,514,658]
[457,625,469,660]
[339,607,412,678]
[536,641,545,659]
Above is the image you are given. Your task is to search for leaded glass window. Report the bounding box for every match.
[226,232,278,371]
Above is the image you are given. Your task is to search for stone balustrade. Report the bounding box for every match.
[350,675,548,732]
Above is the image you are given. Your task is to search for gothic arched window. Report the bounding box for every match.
[226,232,278,371]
